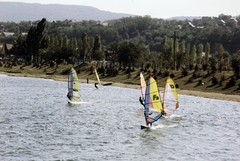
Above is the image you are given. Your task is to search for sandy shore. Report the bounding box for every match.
[109,82,240,102]
[1,72,240,102]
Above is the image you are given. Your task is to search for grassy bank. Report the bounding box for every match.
[1,63,240,98]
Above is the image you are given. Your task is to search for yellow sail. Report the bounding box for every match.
[143,76,164,127]
[94,68,102,86]
[146,76,164,113]
[163,76,179,114]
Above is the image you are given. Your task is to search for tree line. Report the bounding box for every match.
[1,15,240,78]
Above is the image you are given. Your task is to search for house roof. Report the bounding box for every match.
[1,32,15,37]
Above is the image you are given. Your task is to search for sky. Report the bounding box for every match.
[2,0,240,19]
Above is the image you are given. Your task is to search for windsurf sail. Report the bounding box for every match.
[144,76,164,125]
[163,76,179,114]
[67,68,80,102]
[140,72,146,100]
[94,68,102,86]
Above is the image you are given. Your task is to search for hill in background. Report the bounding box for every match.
[0,2,202,22]
[0,2,135,22]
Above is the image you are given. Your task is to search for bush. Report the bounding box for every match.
[187,78,193,83]
[157,70,162,76]
[181,68,188,76]
[153,68,157,74]
[145,62,151,70]
[163,70,170,77]
[220,74,225,82]
[212,77,218,85]
[126,68,131,74]
[107,67,119,76]
[154,75,157,80]
[226,77,236,87]
[170,73,175,78]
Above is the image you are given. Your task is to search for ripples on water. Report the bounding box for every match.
[0,74,239,160]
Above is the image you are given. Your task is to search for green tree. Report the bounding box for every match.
[26,18,47,65]
[118,42,143,71]
[79,32,89,63]
[197,43,203,69]
[177,40,185,70]
[209,54,217,73]
[108,42,120,63]
[160,36,172,69]
[69,38,77,64]
[185,43,190,69]
[92,34,105,61]
[62,35,69,61]
[11,34,27,59]
[231,51,240,78]
[203,42,210,70]
[189,45,196,70]
[217,45,224,72]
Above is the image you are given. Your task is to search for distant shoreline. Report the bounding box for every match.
[1,72,240,102]
[108,81,240,102]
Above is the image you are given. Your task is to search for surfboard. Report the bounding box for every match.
[140,125,151,130]
[68,100,91,104]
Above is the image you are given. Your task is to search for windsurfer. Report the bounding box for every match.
[144,110,152,127]
[161,103,167,115]
[67,93,71,100]
[161,110,167,116]
[95,83,98,89]
[139,97,145,106]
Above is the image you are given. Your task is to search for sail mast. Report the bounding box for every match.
[94,68,102,86]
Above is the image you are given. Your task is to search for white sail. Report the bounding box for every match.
[163,76,179,114]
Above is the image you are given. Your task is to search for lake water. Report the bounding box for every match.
[0,74,239,161]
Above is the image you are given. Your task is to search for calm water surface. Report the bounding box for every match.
[0,74,239,161]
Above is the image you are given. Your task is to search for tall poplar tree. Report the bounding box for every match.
[197,43,203,68]
[189,45,196,70]
[177,40,185,70]
[79,32,89,63]
[185,43,190,69]
[203,42,210,70]
[26,18,47,65]
[92,34,105,61]
[218,45,224,72]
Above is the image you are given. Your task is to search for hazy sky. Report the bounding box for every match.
[3,0,240,19]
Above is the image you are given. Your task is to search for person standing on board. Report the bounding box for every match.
[144,110,152,127]
[95,83,98,89]
[139,97,145,106]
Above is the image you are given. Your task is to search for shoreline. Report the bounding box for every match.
[109,81,240,102]
[1,72,240,102]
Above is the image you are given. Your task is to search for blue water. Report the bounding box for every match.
[0,74,239,160]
